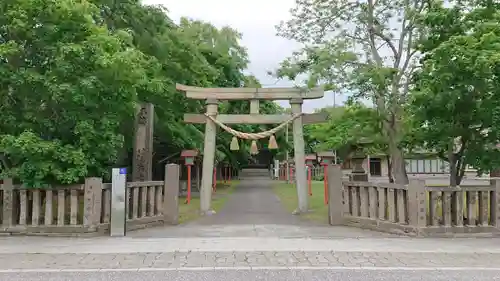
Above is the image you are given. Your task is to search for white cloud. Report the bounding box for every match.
[142,0,348,112]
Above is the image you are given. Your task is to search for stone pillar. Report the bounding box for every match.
[200,99,218,215]
[164,164,180,224]
[83,177,103,228]
[1,179,13,228]
[408,179,427,230]
[327,165,344,225]
[290,98,308,213]
[133,103,154,181]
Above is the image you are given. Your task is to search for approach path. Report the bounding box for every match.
[128,178,394,238]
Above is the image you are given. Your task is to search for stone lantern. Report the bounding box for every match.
[181,149,199,204]
[317,151,336,166]
[348,138,370,182]
[305,154,316,167]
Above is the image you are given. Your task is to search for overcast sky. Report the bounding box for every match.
[143,0,346,112]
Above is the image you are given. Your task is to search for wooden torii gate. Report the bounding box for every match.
[176,84,326,215]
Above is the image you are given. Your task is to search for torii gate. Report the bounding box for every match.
[176,84,326,215]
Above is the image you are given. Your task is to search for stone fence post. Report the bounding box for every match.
[164,164,180,224]
[492,179,500,228]
[83,177,103,229]
[1,179,14,228]
[408,179,426,230]
[327,164,344,225]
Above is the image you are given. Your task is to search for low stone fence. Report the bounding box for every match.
[327,165,500,237]
[0,164,180,236]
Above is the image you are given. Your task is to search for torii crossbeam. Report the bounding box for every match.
[177,83,327,215]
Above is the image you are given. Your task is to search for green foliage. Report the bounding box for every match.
[0,132,87,186]
[0,0,284,186]
[0,0,143,185]
[275,0,432,183]
[306,104,386,157]
[410,1,500,184]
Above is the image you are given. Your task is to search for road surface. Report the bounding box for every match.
[1,268,500,281]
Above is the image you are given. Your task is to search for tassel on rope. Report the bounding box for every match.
[268,135,278,150]
[230,136,240,151]
[250,140,259,155]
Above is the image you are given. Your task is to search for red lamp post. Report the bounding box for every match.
[181,150,198,204]
[305,155,316,196]
[317,151,336,205]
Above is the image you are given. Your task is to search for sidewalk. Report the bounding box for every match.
[0,236,500,270]
[1,235,500,254]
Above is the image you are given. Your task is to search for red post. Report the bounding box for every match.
[323,164,328,205]
[212,167,217,192]
[290,167,294,183]
[186,165,192,204]
[228,166,231,183]
[307,166,312,196]
[224,166,228,183]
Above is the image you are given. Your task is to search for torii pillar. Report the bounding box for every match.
[290,98,308,214]
[200,99,218,215]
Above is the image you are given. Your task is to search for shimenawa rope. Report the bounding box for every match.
[204,113,303,140]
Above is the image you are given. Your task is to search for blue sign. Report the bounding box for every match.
[119,168,127,175]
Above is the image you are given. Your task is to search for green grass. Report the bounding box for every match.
[272,180,328,224]
[178,180,239,223]
[273,180,490,225]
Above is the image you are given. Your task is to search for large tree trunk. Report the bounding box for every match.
[385,121,409,184]
[386,156,394,183]
[448,150,459,187]
[447,139,467,187]
[389,142,408,184]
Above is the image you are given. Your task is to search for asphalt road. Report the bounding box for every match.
[1,268,500,281]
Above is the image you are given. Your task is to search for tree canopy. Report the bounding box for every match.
[276,0,500,185]
[4,0,500,187]
[275,0,431,183]
[409,0,500,185]
[0,0,284,186]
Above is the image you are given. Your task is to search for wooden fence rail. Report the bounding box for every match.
[326,165,500,237]
[0,164,180,236]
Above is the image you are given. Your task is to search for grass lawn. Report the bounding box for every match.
[273,180,329,224]
[178,180,239,223]
[273,180,491,225]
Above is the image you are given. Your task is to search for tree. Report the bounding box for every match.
[275,0,430,183]
[309,104,383,152]
[410,0,500,185]
[0,0,283,186]
[0,0,154,186]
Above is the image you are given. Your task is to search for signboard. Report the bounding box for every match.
[110,168,127,237]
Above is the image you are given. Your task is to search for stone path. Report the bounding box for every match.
[2,235,500,280]
[3,237,500,254]
[0,251,499,270]
[129,178,396,238]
